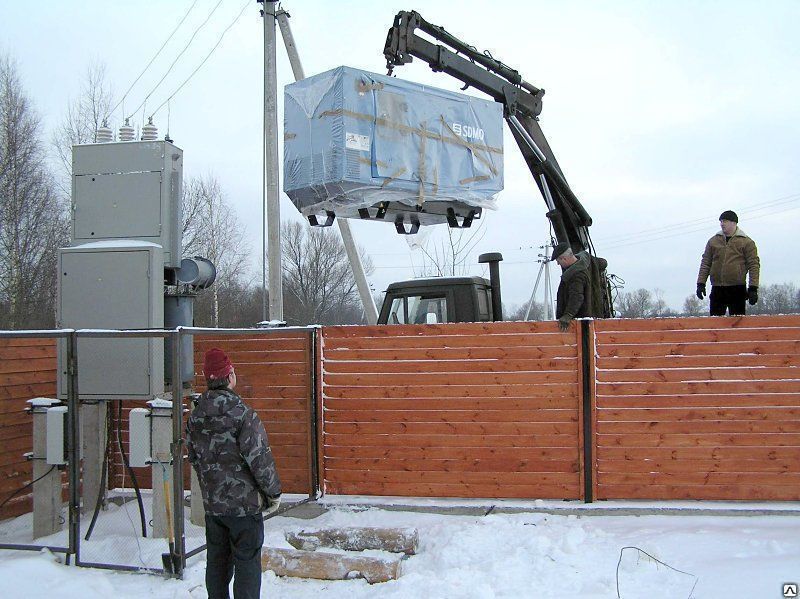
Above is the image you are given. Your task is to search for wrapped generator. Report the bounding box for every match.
[284,66,504,233]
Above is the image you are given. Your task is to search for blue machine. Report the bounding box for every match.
[284,66,504,233]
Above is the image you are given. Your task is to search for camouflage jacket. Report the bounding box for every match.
[186,388,281,517]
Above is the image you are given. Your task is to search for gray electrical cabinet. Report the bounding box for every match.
[71,141,183,268]
[56,242,165,400]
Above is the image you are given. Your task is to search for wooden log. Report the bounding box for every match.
[262,547,402,584]
[285,527,419,555]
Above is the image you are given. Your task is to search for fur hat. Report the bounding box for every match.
[550,242,572,261]
[719,210,738,223]
[203,347,233,380]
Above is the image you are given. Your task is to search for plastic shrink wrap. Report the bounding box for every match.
[284,66,503,233]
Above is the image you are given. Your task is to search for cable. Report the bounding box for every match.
[116,401,148,538]
[0,466,57,509]
[84,405,112,541]
[616,546,698,599]
[149,0,251,119]
[127,0,225,121]
[107,0,199,121]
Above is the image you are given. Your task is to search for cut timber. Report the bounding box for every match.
[262,547,402,584]
[286,527,419,555]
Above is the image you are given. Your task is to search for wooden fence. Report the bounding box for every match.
[1,316,799,519]
[593,315,800,500]
[320,322,584,499]
[0,338,57,519]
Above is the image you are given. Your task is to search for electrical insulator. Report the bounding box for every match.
[141,117,158,141]
[119,119,135,142]
[96,122,113,143]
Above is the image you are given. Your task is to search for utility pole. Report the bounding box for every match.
[525,242,555,320]
[261,0,282,321]
[275,8,378,324]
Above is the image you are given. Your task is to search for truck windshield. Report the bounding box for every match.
[387,295,448,324]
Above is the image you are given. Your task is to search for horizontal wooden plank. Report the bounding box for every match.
[324,433,578,448]
[596,483,800,501]
[0,338,58,348]
[0,357,56,375]
[595,393,800,409]
[597,366,800,383]
[596,446,800,462]
[194,337,308,352]
[326,469,578,486]
[0,422,32,440]
[598,471,800,486]
[325,421,578,436]
[323,409,578,424]
[324,333,574,351]
[596,407,800,421]
[323,397,580,411]
[324,384,577,400]
[325,371,576,387]
[598,421,800,434]
[324,358,578,374]
[325,481,579,499]
[596,340,800,358]
[0,370,57,386]
[324,321,566,338]
[323,346,578,361]
[596,315,800,332]
[597,433,800,447]
[596,458,800,473]
[598,328,800,344]
[325,457,579,473]
[0,344,56,360]
[323,446,579,461]
[597,381,800,395]
[597,354,799,370]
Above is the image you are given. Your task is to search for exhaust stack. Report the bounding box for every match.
[478,252,503,321]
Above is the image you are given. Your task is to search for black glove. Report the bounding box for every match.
[696,283,706,299]
[558,316,571,332]
[747,286,758,305]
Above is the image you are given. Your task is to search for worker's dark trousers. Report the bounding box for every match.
[709,285,747,316]
[205,513,264,599]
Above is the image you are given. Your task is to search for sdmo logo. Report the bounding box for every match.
[451,122,485,141]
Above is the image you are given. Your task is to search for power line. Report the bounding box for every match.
[106,0,199,122]
[149,0,250,119]
[126,0,225,122]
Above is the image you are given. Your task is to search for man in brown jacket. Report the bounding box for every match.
[696,210,760,316]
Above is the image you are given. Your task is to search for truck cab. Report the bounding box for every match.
[378,276,494,324]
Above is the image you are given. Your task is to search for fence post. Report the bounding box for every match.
[580,320,594,503]
[171,329,185,577]
[66,331,81,564]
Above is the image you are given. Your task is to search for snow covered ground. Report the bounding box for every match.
[0,495,797,599]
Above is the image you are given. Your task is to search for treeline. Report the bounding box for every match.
[0,56,370,330]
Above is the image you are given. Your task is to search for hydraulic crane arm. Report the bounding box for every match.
[384,10,593,251]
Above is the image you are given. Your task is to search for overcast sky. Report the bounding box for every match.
[3,0,799,313]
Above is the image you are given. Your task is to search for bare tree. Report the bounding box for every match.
[413,219,486,277]
[749,282,799,315]
[281,221,374,325]
[615,288,654,319]
[181,174,250,327]
[682,295,704,316]
[0,53,67,329]
[51,62,114,192]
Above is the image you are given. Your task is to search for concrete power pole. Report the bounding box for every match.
[262,1,283,321]
[275,8,379,324]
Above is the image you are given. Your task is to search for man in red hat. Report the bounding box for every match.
[187,347,281,599]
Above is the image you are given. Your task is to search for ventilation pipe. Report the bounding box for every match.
[478,252,503,321]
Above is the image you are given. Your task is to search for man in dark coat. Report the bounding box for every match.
[187,347,281,599]
[552,242,592,331]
